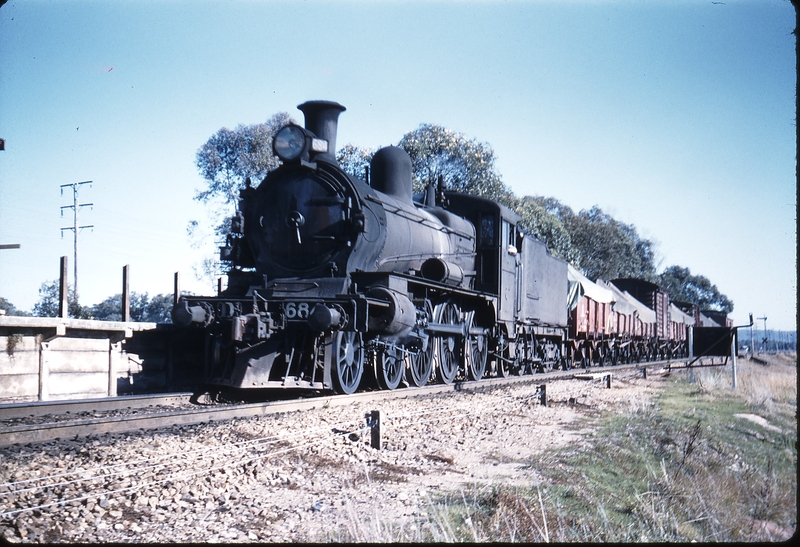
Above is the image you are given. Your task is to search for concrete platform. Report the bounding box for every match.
[0,316,157,403]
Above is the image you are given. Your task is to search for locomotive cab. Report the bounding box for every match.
[445,192,568,372]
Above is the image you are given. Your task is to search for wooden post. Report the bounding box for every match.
[217,277,223,296]
[731,334,737,389]
[368,410,381,450]
[38,341,49,401]
[108,341,120,397]
[604,374,611,389]
[536,384,547,406]
[122,264,131,322]
[59,256,69,318]
[687,327,695,384]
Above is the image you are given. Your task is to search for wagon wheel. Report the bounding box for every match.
[465,311,488,381]
[563,348,573,371]
[376,345,404,391]
[601,348,612,367]
[581,347,591,369]
[407,301,434,387]
[435,300,460,384]
[331,331,364,395]
[552,347,562,371]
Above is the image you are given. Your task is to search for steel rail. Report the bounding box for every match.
[0,359,689,448]
[0,393,194,420]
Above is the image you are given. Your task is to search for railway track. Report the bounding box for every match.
[0,359,697,448]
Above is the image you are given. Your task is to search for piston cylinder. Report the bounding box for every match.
[367,287,416,338]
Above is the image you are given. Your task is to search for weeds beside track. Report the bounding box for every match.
[359,353,797,542]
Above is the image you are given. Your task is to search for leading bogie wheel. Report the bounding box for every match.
[331,331,364,395]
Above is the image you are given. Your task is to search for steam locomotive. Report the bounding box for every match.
[173,100,706,394]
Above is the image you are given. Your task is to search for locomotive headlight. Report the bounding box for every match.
[273,125,308,161]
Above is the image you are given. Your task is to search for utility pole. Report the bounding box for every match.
[60,181,93,301]
[757,316,768,353]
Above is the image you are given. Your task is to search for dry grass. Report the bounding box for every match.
[696,352,797,423]
[336,352,797,542]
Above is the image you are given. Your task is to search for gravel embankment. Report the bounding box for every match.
[0,369,665,543]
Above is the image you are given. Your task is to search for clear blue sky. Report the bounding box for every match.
[0,0,796,330]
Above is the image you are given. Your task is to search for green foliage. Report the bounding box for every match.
[0,296,30,317]
[508,195,579,264]
[32,280,91,319]
[194,112,295,207]
[336,143,374,180]
[560,205,657,282]
[659,265,734,313]
[91,292,173,323]
[30,281,172,322]
[398,124,510,202]
[191,112,295,283]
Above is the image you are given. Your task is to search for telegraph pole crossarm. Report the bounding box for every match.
[60,181,94,300]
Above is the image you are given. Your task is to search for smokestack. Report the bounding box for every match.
[297,100,346,162]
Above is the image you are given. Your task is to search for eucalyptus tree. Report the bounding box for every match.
[398,124,510,202]
[511,195,578,265]
[336,143,374,180]
[91,292,174,323]
[194,112,295,236]
[560,205,657,282]
[32,280,90,319]
[658,265,733,312]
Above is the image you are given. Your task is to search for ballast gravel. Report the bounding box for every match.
[0,369,665,543]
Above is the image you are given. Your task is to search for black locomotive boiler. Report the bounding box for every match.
[173,100,569,394]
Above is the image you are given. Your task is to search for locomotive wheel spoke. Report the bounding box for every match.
[407,301,434,387]
[331,331,364,395]
[499,356,511,378]
[496,335,511,378]
[408,339,433,387]
[466,312,487,381]
[435,301,460,384]
[376,346,404,391]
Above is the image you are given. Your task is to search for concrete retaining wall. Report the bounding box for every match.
[0,317,157,403]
